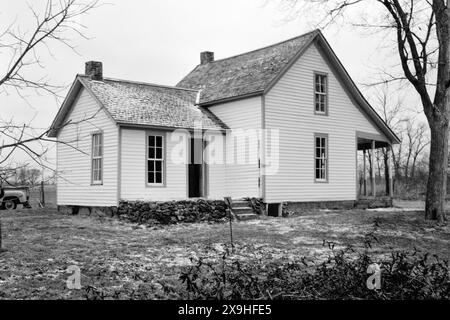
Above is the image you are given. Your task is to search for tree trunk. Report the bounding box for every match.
[384,149,390,196]
[392,144,401,180]
[411,156,418,179]
[425,113,449,222]
[405,152,411,181]
[377,151,382,182]
[368,152,373,195]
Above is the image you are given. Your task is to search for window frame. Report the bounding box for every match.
[314,72,328,116]
[314,133,329,183]
[91,131,103,185]
[146,131,166,187]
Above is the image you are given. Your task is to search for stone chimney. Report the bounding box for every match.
[200,51,214,65]
[85,61,103,80]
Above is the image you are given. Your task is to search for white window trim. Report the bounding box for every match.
[146,132,166,187]
[91,131,103,185]
[314,72,328,116]
[314,133,329,183]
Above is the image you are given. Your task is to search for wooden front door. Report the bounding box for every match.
[188,138,203,198]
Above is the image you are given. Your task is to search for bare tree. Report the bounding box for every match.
[0,0,98,96]
[0,0,99,165]
[0,0,99,252]
[28,169,41,187]
[372,84,405,193]
[16,167,28,186]
[410,123,430,179]
[278,0,450,222]
[375,149,382,180]
[404,120,429,180]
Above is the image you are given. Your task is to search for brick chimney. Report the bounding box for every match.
[85,61,103,80]
[200,51,214,65]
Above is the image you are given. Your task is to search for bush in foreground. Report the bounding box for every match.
[83,240,450,300]
[179,243,450,300]
[82,217,450,300]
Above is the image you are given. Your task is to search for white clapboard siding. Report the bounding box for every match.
[204,131,227,199]
[208,97,261,199]
[265,42,384,203]
[57,88,118,206]
[120,128,188,201]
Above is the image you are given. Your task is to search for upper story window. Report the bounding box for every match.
[91,132,103,184]
[315,134,328,182]
[147,134,164,185]
[314,73,328,115]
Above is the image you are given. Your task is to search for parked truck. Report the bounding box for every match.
[0,186,31,210]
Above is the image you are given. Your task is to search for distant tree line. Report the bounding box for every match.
[0,166,57,187]
[358,86,431,199]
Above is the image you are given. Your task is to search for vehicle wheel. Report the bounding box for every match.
[4,200,17,211]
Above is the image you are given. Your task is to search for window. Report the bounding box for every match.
[314,73,327,114]
[147,134,164,185]
[315,134,328,182]
[91,132,103,184]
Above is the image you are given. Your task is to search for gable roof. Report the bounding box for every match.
[48,76,226,137]
[177,30,318,105]
[313,33,400,144]
[177,29,400,144]
[49,30,399,144]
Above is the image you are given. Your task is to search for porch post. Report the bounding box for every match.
[363,149,367,196]
[371,140,376,197]
[388,145,394,198]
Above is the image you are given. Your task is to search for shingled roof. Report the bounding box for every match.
[48,76,226,136]
[80,76,225,130]
[49,30,400,144]
[177,30,319,105]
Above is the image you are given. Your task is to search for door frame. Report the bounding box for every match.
[187,136,208,198]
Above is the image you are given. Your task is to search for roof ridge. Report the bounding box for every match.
[78,74,199,92]
[204,29,320,65]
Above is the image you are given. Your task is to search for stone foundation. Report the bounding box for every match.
[284,197,393,212]
[57,205,118,217]
[56,197,393,220]
[285,200,356,212]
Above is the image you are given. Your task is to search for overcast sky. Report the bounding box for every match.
[0,0,423,169]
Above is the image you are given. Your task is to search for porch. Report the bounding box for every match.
[356,131,394,202]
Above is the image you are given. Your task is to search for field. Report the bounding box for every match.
[1,201,449,299]
[28,185,57,208]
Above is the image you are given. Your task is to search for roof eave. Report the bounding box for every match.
[263,30,320,95]
[47,76,83,138]
[198,90,264,107]
[260,30,399,145]
[117,122,227,132]
[314,34,401,144]
[48,75,118,138]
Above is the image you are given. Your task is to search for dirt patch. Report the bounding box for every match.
[1,204,449,299]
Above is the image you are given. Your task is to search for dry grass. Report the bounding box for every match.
[28,185,57,208]
[0,203,449,299]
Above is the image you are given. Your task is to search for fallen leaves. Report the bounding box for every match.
[0,203,449,299]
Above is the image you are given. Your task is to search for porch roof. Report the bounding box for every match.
[356,131,391,150]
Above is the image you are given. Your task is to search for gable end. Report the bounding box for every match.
[263,32,400,145]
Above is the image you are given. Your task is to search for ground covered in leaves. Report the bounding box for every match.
[0,202,449,299]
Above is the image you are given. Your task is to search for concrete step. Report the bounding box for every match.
[232,201,250,207]
[228,199,259,220]
[232,206,253,214]
[236,213,259,221]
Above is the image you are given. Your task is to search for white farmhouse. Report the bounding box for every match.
[48,30,400,214]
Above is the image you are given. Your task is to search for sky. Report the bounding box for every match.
[0,0,425,169]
